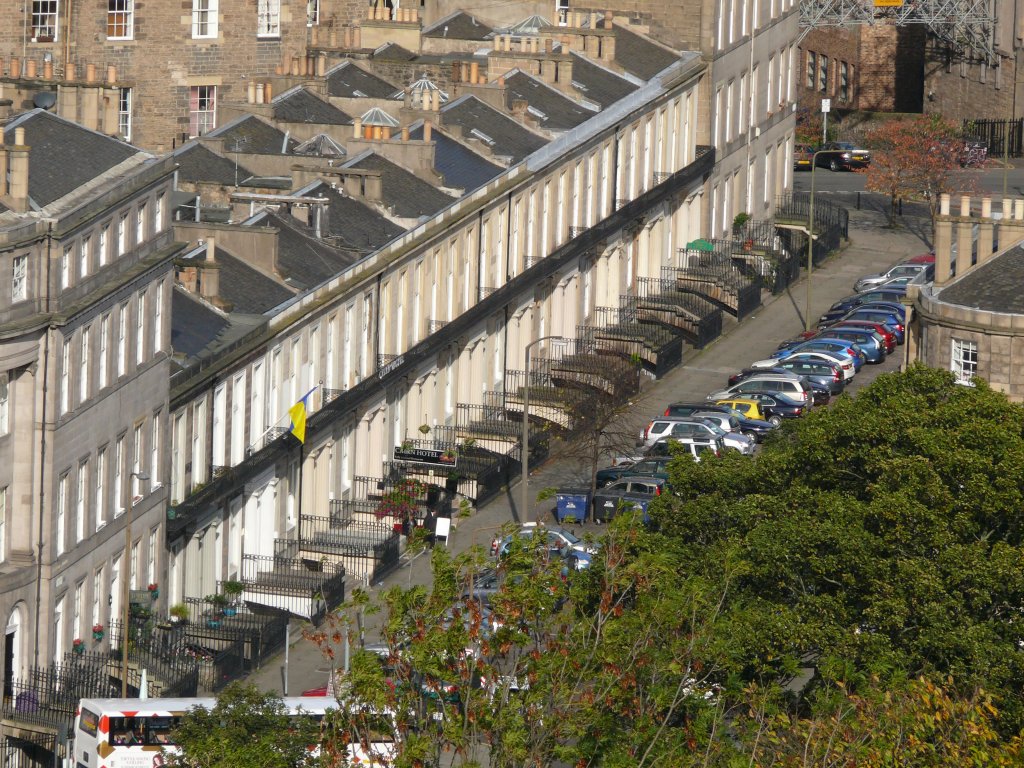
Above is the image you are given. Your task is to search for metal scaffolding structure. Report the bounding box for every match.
[799,0,999,64]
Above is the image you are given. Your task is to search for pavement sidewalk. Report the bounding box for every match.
[246,204,932,696]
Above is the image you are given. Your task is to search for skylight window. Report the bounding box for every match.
[526,105,548,120]
[353,89,368,97]
[571,80,588,91]
[469,128,496,146]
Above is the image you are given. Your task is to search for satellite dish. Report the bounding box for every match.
[33,91,56,110]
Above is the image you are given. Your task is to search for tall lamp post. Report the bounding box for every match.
[121,470,149,697]
[520,335,569,521]
[804,151,825,332]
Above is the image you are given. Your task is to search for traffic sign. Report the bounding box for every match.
[821,98,831,113]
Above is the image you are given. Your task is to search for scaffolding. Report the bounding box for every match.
[799,0,998,64]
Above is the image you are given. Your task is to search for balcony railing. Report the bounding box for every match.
[240,554,346,622]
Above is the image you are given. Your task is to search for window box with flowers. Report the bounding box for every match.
[148,583,159,599]
[92,624,104,641]
[72,638,85,655]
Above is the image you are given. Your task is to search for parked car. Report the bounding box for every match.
[693,410,776,442]
[491,523,595,559]
[833,319,897,353]
[727,365,797,387]
[663,402,738,419]
[906,252,936,264]
[595,456,673,487]
[762,358,845,394]
[654,418,755,454]
[706,374,811,405]
[752,351,855,381]
[854,262,932,292]
[645,436,723,460]
[816,141,871,171]
[717,392,807,425]
[823,327,887,363]
[785,338,866,370]
[591,476,666,523]
[793,142,815,171]
[841,308,905,343]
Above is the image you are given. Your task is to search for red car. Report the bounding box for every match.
[906,253,935,264]
[833,319,897,354]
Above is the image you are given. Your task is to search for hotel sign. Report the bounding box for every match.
[393,446,458,467]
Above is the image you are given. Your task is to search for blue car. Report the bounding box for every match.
[776,339,864,371]
[821,289,907,324]
[842,309,905,343]
[824,327,886,363]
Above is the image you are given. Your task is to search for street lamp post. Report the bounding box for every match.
[520,335,569,521]
[121,470,149,697]
[805,151,826,332]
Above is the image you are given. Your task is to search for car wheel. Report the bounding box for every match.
[829,159,840,172]
[743,430,759,442]
[768,415,782,426]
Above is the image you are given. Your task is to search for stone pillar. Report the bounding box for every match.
[103,86,119,135]
[977,197,994,266]
[954,195,973,279]
[933,194,953,285]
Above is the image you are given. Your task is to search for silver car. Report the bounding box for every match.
[854,263,931,292]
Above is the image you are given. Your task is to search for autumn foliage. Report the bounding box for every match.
[862,114,971,227]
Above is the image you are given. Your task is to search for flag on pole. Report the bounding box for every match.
[289,386,318,444]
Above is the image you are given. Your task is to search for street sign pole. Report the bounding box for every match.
[821,98,831,144]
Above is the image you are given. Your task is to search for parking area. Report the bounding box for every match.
[248,203,930,695]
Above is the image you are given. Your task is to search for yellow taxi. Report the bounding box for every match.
[715,398,767,421]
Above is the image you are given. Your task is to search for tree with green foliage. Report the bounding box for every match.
[166,683,320,768]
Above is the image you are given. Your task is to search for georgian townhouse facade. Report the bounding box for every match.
[163,54,710,608]
[0,111,179,701]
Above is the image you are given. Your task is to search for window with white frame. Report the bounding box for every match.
[136,290,145,365]
[951,338,978,385]
[99,225,109,266]
[118,88,132,141]
[136,204,145,244]
[117,302,128,377]
[92,568,102,629]
[73,580,84,639]
[59,341,70,415]
[155,194,164,233]
[307,0,319,25]
[767,55,775,116]
[99,313,109,389]
[107,0,133,39]
[151,412,161,488]
[12,255,27,301]
[132,424,143,502]
[0,372,7,436]
[0,486,6,563]
[32,0,58,40]
[117,214,128,256]
[189,85,217,137]
[56,472,68,556]
[192,0,219,38]
[79,238,90,279]
[61,246,71,289]
[153,282,163,353]
[95,447,106,530]
[148,528,157,585]
[818,55,828,93]
[79,327,89,404]
[257,0,281,36]
[76,460,87,542]
[113,435,124,516]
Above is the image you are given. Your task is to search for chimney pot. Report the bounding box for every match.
[206,237,216,262]
[25,59,37,78]
[106,65,116,83]
[401,126,409,141]
[10,58,20,79]
[423,120,432,142]
[14,127,25,146]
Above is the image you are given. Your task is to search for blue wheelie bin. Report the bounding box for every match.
[555,488,590,524]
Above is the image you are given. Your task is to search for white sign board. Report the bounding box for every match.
[434,516,451,546]
[821,98,831,113]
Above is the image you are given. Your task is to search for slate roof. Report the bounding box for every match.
[326,61,398,99]
[441,95,549,164]
[209,248,294,314]
[408,122,502,192]
[258,210,362,291]
[305,182,406,252]
[422,11,493,40]
[343,152,456,219]
[292,134,347,157]
[569,53,639,108]
[613,24,680,80]
[273,87,352,124]
[171,287,229,358]
[174,143,256,185]
[374,43,418,61]
[5,109,139,208]
[208,115,299,154]
[938,247,1024,314]
[503,70,596,132]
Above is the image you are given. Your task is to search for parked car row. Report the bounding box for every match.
[793,141,872,172]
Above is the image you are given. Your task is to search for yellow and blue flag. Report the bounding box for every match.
[289,386,318,444]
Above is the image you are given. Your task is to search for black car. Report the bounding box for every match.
[815,141,871,171]
[595,456,672,487]
[730,391,807,424]
[592,476,665,523]
[801,378,832,406]
[768,358,845,394]
[821,289,907,325]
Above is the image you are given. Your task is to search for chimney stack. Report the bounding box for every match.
[199,237,221,303]
[8,127,30,213]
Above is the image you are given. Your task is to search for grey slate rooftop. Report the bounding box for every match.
[174,143,256,186]
[326,61,399,98]
[938,247,1024,314]
[503,70,597,132]
[256,209,363,291]
[171,287,230,359]
[204,247,294,314]
[208,115,299,154]
[304,182,406,253]
[441,95,549,164]
[374,43,418,61]
[613,24,681,80]
[408,121,502,192]
[569,53,639,108]
[422,11,493,40]
[273,87,352,125]
[292,134,347,158]
[343,152,456,219]
[6,109,139,208]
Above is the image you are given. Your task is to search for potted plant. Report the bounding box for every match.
[92,623,104,641]
[221,580,244,616]
[169,603,189,624]
[72,638,84,655]
[147,583,159,599]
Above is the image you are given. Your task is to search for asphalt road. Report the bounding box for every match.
[794,157,1024,197]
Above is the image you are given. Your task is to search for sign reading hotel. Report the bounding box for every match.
[393,446,458,467]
